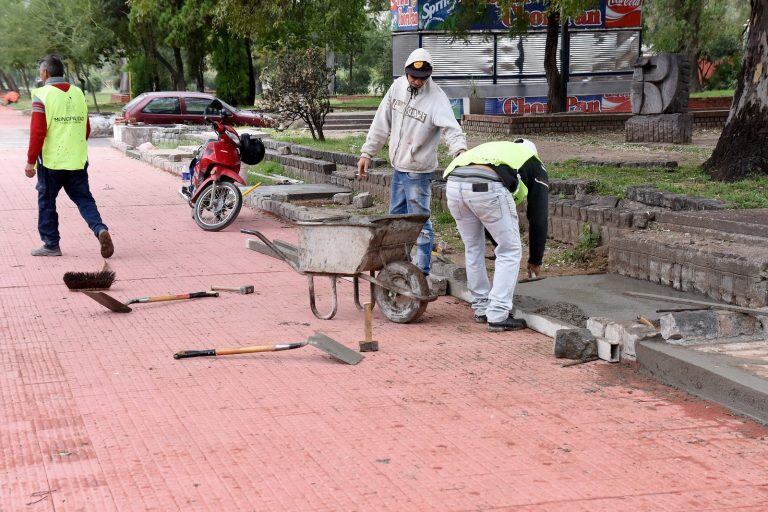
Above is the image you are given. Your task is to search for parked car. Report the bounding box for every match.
[116,91,273,127]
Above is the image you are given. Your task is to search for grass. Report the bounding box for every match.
[330,96,383,109]
[564,224,601,264]
[245,160,288,186]
[547,161,768,209]
[271,132,457,169]
[272,132,375,156]
[10,91,124,114]
[690,89,735,98]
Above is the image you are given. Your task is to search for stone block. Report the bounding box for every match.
[333,192,353,205]
[715,310,760,337]
[621,324,659,360]
[427,275,448,296]
[586,317,610,338]
[554,328,597,360]
[271,192,290,202]
[353,192,374,208]
[660,311,718,340]
[625,113,693,144]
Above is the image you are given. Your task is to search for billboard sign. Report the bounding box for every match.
[483,93,631,115]
[393,0,642,32]
[392,0,419,31]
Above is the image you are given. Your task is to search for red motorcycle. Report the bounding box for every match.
[180,99,264,231]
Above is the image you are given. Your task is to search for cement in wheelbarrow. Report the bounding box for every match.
[297,214,429,275]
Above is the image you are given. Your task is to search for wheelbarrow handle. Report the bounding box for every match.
[241,229,302,273]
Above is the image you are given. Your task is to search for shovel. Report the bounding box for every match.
[83,290,219,313]
[173,332,364,365]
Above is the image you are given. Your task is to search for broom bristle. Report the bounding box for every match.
[63,270,116,290]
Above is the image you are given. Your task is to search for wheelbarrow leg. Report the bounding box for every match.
[308,275,338,320]
[353,271,376,311]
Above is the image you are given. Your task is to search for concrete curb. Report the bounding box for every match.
[637,340,768,425]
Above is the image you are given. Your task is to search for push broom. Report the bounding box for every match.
[63,261,116,291]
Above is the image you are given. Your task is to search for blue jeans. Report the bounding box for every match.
[389,170,433,274]
[36,165,107,249]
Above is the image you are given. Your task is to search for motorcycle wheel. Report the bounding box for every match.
[193,181,243,232]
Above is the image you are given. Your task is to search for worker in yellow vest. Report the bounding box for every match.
[25,55,113,258]
[443,139,549,332]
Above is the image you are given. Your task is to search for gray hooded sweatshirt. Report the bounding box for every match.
[360,48,467,173]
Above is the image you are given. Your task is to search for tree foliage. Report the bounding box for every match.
[211,33,252,106]
[644,0,749,91]
[261,47,331,141]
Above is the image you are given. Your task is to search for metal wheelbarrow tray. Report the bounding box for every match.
[242,214,437,323]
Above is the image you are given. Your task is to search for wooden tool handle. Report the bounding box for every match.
[136,291,219,304]
[174,342,306,359]
[364,302,373,342]
[216,343,305,356]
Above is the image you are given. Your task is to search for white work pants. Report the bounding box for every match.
[446,181,522,323]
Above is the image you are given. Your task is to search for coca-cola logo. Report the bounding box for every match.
[607,0,642,14]
[605,0,642,27]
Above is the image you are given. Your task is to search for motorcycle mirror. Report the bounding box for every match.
[204,99,224,117]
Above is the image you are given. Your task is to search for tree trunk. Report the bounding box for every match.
[678,0,703,92]
[83,68,100,114]
[154,50,181,90]
[197,54,205,92]
[704,0,768,182]
[544,11,564,113]
[172,46,186,90]
[245,38,256,105]
[17,66,31,97]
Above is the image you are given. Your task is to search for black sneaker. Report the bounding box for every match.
[474,314,487,323]
[488,316,527,332]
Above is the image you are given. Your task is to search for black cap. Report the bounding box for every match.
[405,61,432,78]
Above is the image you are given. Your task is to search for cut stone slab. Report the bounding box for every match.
[554,328,597,360]
[638,339,768,424]
[333,193,353,205]
[247,184,352,201]
[660,311,719,340]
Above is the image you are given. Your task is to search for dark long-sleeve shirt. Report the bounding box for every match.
[491,158,549,266]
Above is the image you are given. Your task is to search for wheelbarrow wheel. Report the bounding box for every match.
[374,261,429,324]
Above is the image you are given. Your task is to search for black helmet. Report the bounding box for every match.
[239,134,265,165]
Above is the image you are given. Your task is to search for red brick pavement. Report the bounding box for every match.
[2,106,768,511]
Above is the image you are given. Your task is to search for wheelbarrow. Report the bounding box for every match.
[241,214,438,323]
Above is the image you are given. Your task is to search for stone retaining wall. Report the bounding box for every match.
[608,231,768,308]
[462,110,729,136]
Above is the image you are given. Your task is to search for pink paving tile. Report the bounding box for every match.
[2,105,768,511]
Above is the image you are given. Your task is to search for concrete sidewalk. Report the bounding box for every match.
[2,106,768,511]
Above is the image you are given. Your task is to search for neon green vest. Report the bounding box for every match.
[34,84,88,170]
[443,141,541,204]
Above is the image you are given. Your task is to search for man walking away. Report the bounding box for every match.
[25,55,113,258]
[357,48,466,275]
[443,139,549,332]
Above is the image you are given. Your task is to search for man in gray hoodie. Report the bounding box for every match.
[357,48,467,275]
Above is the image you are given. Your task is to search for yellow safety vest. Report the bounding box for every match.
[444,141,541,204]
[34,84,88,170]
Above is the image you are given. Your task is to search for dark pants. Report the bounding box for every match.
[36,165,107,249]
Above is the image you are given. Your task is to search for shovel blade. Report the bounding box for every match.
[308,332,363,365]
[82,291,132,313]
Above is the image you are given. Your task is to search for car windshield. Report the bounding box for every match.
[123,93,147,112]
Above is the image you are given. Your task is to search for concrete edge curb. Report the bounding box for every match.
[637,340,768,425]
